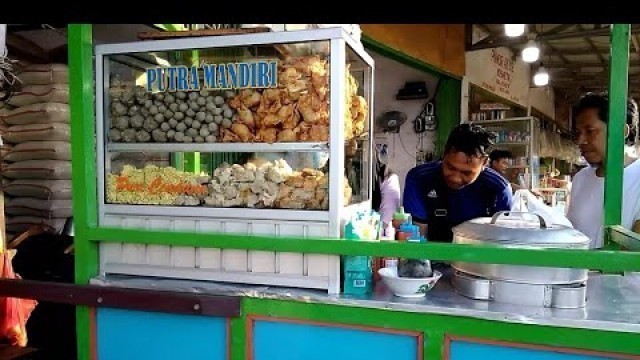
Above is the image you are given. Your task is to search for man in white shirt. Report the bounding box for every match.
[567,92,640,248]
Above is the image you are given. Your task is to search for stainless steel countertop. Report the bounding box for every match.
[91,271,640,333]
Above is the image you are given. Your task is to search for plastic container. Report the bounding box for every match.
[392,207,409,230]
[344,271,373,295]
[399,215,420,238]
[344,256,372,272]
[374,238,397,282]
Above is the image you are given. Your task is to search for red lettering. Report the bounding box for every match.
[147,177,162,194]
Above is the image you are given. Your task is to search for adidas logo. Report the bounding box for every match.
[428,190,438,198]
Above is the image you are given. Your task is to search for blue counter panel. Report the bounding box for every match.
[450,339,615,360]
[97,308,227,360]
[252,319,419,360]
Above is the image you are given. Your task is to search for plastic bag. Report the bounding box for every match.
[512,189,529,212]
[0,250,37,347]
[511,189,573,227]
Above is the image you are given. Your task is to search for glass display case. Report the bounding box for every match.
[99,32,371,214]
[94,28,374,293]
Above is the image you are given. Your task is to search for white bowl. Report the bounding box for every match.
[378,267,442,298]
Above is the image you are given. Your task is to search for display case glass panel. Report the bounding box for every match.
[105,40,335,146]
[105,150,339,210]
[344,45,372,204]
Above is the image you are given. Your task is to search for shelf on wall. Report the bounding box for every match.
[107,142,329,153]
[466,117,533,125]
[395,94,429,100]
[467,84,529,119]
[493,142,528,147]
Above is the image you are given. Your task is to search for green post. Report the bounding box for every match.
[68,24,98,360]
[183,49,201,173]
[604,24,630,241]
[171,41,201,173]
[435,77,462,157]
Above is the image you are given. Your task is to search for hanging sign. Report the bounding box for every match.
[145,60,279,92]
[466,48,530,107]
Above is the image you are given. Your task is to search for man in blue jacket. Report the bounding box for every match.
[404,124,513,242]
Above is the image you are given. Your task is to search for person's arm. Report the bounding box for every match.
[379,174,401,228]
[403,169,429,236]
[566,177,580,226]
[633,200,640,234]
[495,182,514,212]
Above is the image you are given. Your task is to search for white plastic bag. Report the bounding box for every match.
[512,189,529,212]
[511,189,573,227]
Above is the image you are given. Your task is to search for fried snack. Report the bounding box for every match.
[256,127,277,143]
[237,106,255,129]
[223,54,368,143]
[277,129,297,142]
[273,168,351,210]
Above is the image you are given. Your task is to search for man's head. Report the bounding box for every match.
[489,150,513,175]
[572,92,639,166]
[442,124,495,190]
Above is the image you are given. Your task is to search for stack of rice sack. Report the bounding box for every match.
[0,64,72,238]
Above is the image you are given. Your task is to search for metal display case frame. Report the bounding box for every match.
[93,28,375,294]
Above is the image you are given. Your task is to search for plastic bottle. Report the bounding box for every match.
[392,207,408,230]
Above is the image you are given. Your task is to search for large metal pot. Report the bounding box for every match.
[451,211,591,285]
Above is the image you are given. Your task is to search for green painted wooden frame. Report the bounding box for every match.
[604,25,631,245]
[603,25,640,250]
[89,226,640,272]
[230,298,640,360]
[69,22,640,277]
[610,226,640,250]
[69,24,640,359]
[68,24,98,360]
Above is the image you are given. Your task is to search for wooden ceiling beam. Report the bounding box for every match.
[632,34,640,57]
[578,24,607,66]
[468,26,640,51]
[542,42,570,64]
[542,24,576,36]
[5,32,49,63]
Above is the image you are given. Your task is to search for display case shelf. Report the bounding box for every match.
[107,142,329,153]
[102,204,330,222]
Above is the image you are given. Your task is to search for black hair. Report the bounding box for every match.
[372,150,395,213]
[444,123,495,158]
[572,91,639,145]
[489,149,513,163]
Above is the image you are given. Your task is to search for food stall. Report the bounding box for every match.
[1,24,635,360]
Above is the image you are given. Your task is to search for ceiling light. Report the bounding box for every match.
[505,24,525,37]
[533,65,549,86]
[522,40,540,63]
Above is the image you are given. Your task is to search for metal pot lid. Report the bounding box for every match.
[452,211,590,247]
